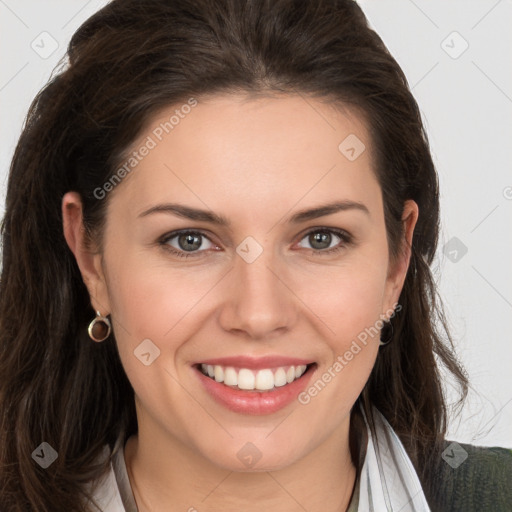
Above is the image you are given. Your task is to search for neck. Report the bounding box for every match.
[124,419,358,512]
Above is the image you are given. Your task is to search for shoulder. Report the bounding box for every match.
[432,439,512,512]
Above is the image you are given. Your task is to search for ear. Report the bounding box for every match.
[62,191,111,315]
[382,199,419,315]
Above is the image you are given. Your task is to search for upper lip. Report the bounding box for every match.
[195,355,314,370]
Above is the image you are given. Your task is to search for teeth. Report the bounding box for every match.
[214,365,224,382]
[238,369,255,390]
[255,369,274,390]
[224,367,238,386]
[274,367,287,387]
[199,364,309,391]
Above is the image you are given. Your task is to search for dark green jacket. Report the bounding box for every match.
[428,440,512,511]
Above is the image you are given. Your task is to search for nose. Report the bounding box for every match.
[218,245,298,340]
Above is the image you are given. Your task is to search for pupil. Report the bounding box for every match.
[310,232,331,250]
[180,233,201,251]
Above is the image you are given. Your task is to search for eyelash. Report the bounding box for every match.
[158,228,353,259]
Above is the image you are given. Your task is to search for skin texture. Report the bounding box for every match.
[62,94,418,512]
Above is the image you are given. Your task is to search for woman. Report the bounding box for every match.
[1,0,510,511]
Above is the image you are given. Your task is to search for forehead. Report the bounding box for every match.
[107,93,380,218]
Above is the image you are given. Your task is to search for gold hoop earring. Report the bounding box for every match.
[379,321,394,346]
[88,311,111,342]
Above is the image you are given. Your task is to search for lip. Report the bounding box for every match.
[193,361,317,415]
[195,355,313,370]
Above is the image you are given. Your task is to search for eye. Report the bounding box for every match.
[296,228,352,255]
[159,227,353,260]
[159,230,217,258]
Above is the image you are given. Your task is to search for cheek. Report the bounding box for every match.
[295,257,389,338]
[105,249,219,339]
[292,253,389,390]
[293,266,387,422]
[102,250,218,426]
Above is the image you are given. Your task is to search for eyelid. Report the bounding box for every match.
[298,226,353,242]
[159,229,219,250]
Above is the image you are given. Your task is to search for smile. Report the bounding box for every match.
[199,363,309,391]
[193,357,317,415]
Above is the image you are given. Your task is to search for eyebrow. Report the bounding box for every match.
[137,200,369,226]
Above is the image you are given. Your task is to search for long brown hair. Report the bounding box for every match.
[0,0,468,510]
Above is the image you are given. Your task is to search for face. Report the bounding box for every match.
[64,93,417,472]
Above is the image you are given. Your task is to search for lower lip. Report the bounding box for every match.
[194,365,316,415]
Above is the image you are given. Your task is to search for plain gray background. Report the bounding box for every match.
[1,0,511,448]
